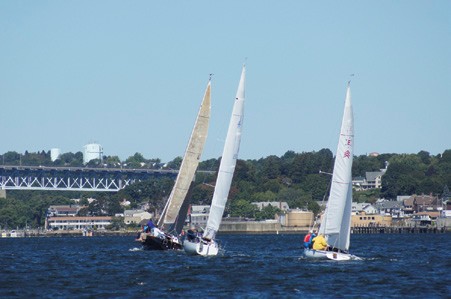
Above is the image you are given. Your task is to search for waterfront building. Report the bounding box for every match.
[278,209,313,227]
[351,211,392,227]
[352,202,377,215]
[188,205,210,228]
[403,195,440,215]
[46,216,112,230]
[252,201,290,211]
[410,211,440,227]
[375,199,405,219]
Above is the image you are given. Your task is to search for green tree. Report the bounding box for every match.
[166,156,183,170]
[353,189,380,204]
[103,155,121,168]
[255,204,281,221]
[229,199,259,218]
[251,190,277,202]
[106,217,125,230]
[125,152,146,168]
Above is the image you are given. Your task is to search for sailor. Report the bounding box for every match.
[146,219,156,231]
[187,226,197,241]
[312,233,328,251]
[303,230,313,249]
[309,230,317,249]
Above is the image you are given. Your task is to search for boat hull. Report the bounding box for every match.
[303,248,329,259]
[303,248,360,261]
[184,238,219,256]
[136,233,183,251]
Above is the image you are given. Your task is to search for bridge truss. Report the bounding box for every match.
[0,166,179,192]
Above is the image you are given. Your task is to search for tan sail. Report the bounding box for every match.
[159,81,211,228]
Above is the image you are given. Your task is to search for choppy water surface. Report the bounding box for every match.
[0,233,449,298]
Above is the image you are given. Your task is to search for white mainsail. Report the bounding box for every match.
[158,81,211,230]
[203,66,246,241]
[319,82,353,251]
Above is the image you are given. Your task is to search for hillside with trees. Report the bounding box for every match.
[0,149,450,229]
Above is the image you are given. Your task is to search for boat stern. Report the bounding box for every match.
[184,238,219,256]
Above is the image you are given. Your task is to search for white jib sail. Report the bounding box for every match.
[203,66,246,241]
[159,81,211,228]
[319,83,353,251]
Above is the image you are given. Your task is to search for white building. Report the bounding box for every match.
[83,143,103,164]
[189,205,210,228]
[47,205,81,217]
[124,209,153,225]
[46,216,112,230]
[252,201,290,211]
[352,202,378,215]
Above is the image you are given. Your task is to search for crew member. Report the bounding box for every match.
[312,233,328,251]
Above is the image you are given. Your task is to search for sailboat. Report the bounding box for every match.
[304,82,360,261]
[136,79,211,250]
[184,65,246,256]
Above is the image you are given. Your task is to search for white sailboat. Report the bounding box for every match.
[137,79,211,250]
[184,65,246,256]
[304,82,360,261]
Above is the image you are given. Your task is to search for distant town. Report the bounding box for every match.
[1,144,450,237]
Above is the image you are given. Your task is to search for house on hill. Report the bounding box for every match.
[352,171,385,190]
[123,209,153,225]
[47,205,81,217]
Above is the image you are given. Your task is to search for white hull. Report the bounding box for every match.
[184,239,219,256]
[303,249,360,261]
[303,249,329,259]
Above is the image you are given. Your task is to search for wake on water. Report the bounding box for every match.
[129,247,143,252]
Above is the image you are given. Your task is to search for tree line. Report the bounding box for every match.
[0,149,450,229]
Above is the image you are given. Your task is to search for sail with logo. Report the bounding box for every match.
[304,82,360,261]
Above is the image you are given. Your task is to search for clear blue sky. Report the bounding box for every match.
[1,1,450,162]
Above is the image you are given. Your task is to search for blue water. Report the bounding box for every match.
[0,234,449,298]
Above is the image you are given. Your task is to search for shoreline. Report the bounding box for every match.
[2,226,448,238]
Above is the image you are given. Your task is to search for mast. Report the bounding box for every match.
[203,65,246,241]
[158,80,211,231]
[319,82,353,251]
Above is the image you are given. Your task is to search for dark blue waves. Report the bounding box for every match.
[0,234,449,298]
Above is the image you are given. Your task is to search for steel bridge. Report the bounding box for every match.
[0,165,211,192]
